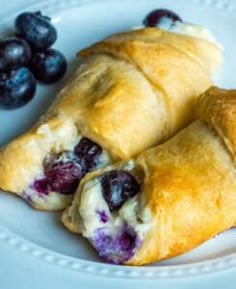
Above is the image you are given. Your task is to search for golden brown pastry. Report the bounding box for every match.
[62,87,236,265]
[0,25,221,211]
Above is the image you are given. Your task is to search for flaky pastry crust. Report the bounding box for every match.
[62,87,236,265]
[0,28,221,210]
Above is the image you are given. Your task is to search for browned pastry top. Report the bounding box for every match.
[198,86,236,161]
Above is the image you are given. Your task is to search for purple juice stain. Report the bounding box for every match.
[32,137,102,195]
[33,178,49,194]
[96,210,109,223]
[92,226,139,264]
[74,137,102,171]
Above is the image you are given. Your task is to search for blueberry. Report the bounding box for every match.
[143,9,182,29]
[0,67,36,109]
[29,49,67,84]
[33,159,84,195]
[45,161,83,194]
[0,38,31,71]
[15,11,57,50]
[74,137,102,171]
[101,170,140,211]
[33,138,102,195]
[44,151,84,194]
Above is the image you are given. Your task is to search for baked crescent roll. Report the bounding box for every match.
[0,25,221,211]
[62,86,236,265]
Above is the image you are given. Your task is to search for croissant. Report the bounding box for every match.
[62,86,236,265]
[0,27,221,210]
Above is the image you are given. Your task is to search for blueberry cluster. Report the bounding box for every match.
[0,11,67,109]
[33,137,102,195]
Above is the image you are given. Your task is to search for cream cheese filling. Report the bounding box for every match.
[133,20,222,49]
[170,21,222,49]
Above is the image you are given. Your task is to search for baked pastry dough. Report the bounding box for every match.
[0,27,221,211]
[62,87,236,265]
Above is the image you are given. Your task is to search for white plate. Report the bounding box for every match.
[0,0,236,279]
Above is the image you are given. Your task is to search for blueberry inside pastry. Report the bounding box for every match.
[62,161,152,264]
[33,137,102,195]
[62,87,236,265]
[0,118,111,210]
[0,16,222,210]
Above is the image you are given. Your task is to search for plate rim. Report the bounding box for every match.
[1,0,236,279]
[1,224,236,279]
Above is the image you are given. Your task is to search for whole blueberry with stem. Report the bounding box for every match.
[15,11,57,50]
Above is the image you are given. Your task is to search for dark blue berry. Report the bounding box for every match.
[101,170,140,211]
[44,151,84,194]
[34,151,84,195]
[33,138,102,195]
[74,137,102,171]
[45,161,83,194]
[0,38,31,71]
[143,9,182,28]
[15,11,57,50]
[29,49,67,84]
[0,67,36,109]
